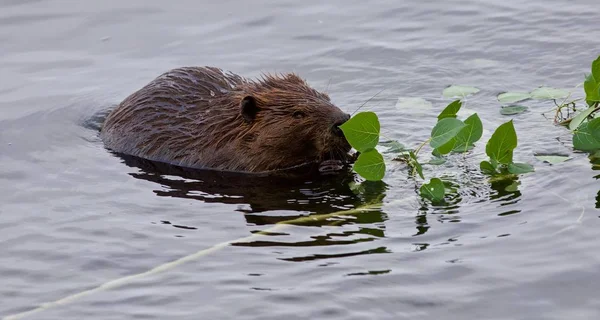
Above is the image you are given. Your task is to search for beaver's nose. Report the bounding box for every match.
[332,113,351,137]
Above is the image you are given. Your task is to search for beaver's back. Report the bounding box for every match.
[100,67,248,169]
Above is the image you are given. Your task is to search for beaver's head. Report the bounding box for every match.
[233,74,352,173]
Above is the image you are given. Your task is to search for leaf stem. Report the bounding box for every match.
[558,102,600,126]
[414,137,432,156]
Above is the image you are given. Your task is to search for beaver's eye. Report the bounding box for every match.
[293,111,306,119]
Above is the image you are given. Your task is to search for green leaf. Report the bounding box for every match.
[490,158,499,169]
[453,113,483,152]
[428,157,446,165]
[573,118,600,151]
[584,56,600,105]
[568,106,597,131]
[530,87,570,100]
[500,105,528,115]
[379,140,408,154]
[419,178,445,202]
[592,55,600,79]
[353,149,385,181]
[442,85,480,99]
[340,111,380,152]
[584,73,600,105]
[430,118,466,152]
[486,120,518,164]
[435,138,459,155]
[534,154,570,164]
[437,100,462,120]
[497,92,532,103]
[508,162,535,174]
[409,151,424,179]
[480,160,497,175]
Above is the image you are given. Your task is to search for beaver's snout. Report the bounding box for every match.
[332,113,351,137]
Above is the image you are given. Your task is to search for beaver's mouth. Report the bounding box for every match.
[317,149,355,175]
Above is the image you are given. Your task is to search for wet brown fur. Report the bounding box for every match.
[100,67,352,173]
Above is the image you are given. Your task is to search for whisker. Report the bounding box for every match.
[324,77,332,94]
[351,88,386,115]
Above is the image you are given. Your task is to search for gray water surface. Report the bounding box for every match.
[1,1,600,319]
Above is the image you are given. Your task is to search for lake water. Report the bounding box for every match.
[1,0,599,319]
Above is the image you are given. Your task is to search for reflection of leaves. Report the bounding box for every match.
[505,181,520,192]
[340,111,380,152]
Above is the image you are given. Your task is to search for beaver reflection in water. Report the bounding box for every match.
[100,67,353,174]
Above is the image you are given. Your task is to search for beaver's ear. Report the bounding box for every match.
[240,96,259,123]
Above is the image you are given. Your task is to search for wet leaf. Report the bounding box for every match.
[420,178,445,202]
[584,56,600,106]
[497,92,532,103]
[508,162,535,174]
[395,97,433,110]
[442,85,480,99]
[428,157,446,165]
[430,118,466,152]
[340,111,380,152]
[409,151,424,179]
[500,105,528,115]
[353,149,385,181]
[453,113,483,152]
[437,100,462,120]
[592,55,600,79]
[530,87,570,100]
[435,139,459,155]
[379,140,408,153]
[486,120,517,164]
[584,73,600,106]
[480,160,497,175]
[534,155,570,164]
[573,118,600,151]
[568,106,597,131]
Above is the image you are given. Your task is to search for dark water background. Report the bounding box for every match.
[1,0,599,319]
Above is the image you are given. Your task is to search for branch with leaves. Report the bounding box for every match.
[339,54,600,202]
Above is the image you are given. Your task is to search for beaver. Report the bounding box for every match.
[100,66,353,174]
